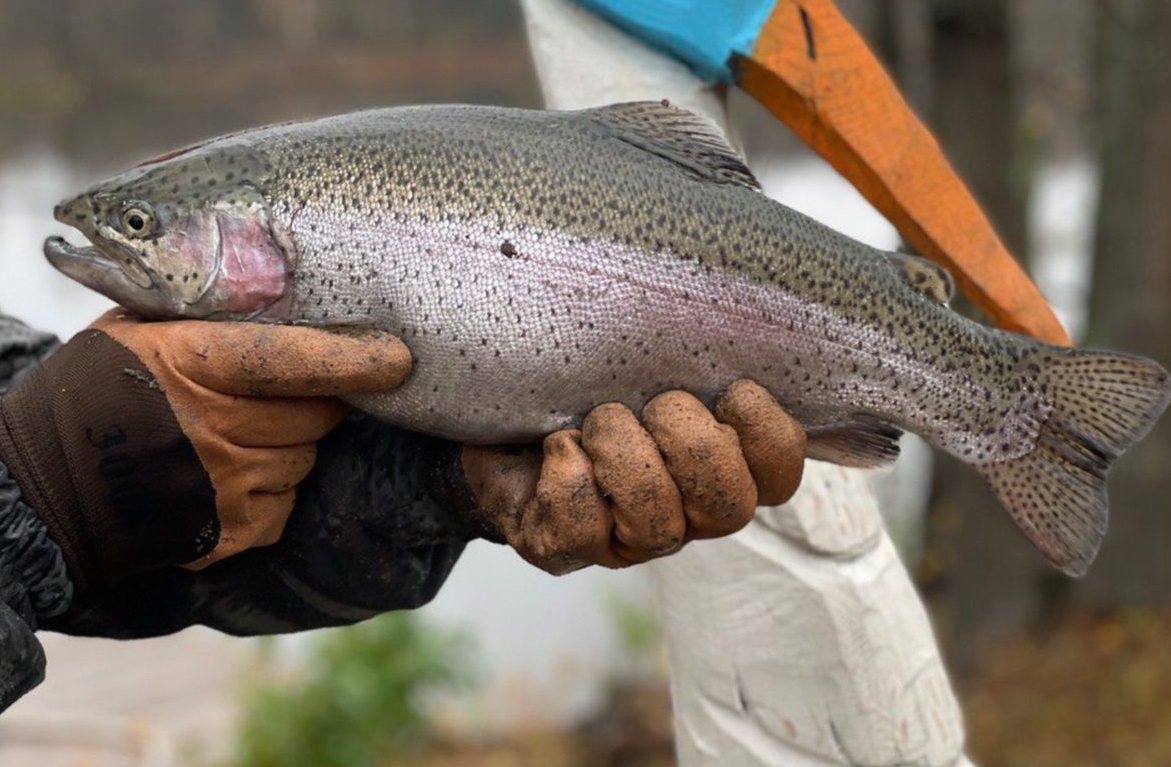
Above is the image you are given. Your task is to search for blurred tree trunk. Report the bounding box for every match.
[1076,0,1171,605]
[920,0,1050,672]
[873,0,934,116]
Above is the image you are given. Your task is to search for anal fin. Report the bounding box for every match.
[805,419,903,468]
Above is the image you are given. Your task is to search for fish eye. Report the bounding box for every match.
[119,203,155,238]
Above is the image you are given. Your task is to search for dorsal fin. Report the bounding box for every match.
[886,252,955,305]
[588,101,760,190]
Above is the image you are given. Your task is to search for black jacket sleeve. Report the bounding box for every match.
[44,416,479,638]
[0,314,65,713]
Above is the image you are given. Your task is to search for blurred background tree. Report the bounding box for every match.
[231,613,473,767]
[1079,0,1171,608]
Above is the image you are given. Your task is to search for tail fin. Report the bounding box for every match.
[978,349,1171,576]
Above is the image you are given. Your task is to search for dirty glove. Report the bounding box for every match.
[42,381,805,637]
[462,380,806,574]
[0,310,411,591]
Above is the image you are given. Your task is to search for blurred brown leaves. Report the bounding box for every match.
[965,608,1171,767]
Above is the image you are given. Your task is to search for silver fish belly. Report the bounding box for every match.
[286,203,1025,456]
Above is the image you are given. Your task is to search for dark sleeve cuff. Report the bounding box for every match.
[40,416,474,638]
[0,314,58,395]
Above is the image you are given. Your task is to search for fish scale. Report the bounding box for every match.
[44,101,1171,577]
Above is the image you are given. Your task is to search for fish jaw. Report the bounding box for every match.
[44,235,180,317]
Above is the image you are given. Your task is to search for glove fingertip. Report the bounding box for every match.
[716,380,807,506]
[641,388,708,429]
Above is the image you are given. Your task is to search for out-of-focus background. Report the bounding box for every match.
[0,1,1168,765]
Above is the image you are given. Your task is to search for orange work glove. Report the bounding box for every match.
[462,380,806,574]
[0,310,411,591]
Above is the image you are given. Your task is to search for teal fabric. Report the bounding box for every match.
[575,0,776,82]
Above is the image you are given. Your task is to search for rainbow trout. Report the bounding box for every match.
[44,102,1170,575]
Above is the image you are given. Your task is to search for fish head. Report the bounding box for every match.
[45,142,293,321]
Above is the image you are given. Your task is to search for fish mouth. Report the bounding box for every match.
[44,236,155,291]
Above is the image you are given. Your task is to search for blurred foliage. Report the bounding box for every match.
[381,593,672,767]
[578,594,672,766]
[608,592,662,674]
[387,593,672,767]
[229,612,473,767]
[382,677,675,767]
[965,607,1171,767]
[383,731,580,767]
[574,678,675,767]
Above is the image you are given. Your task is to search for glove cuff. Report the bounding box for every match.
[0,331,218,591]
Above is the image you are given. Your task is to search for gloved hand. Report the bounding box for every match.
[0,310,411,592]
[42,381,806,639]
[462,380,806,574]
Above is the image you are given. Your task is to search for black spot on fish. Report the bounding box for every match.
[500,240,518,258]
